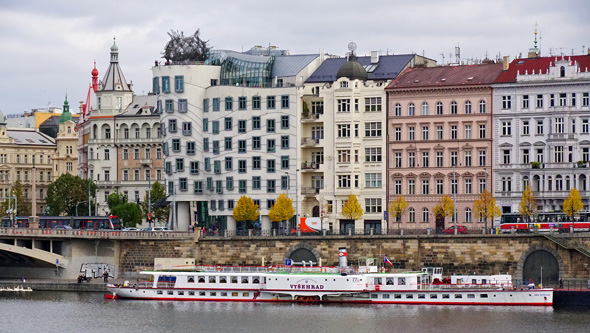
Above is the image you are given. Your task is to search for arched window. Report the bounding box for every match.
[395,103,402,116]
[450,101,458,114]
[436,102,443,115]
[560,66,565,77]
[556,175,563,191]
[409,208,416,223]
[422,208,429,222]
[422,102,429,115]
[408,103,415,116]
[523,176,529,190]
[89,148,94,160]
[547,176,553,191]
[565,176,570,190]
[479,100,486,113]
[123,127,129,139]
[93,124,98,139]
[465,208,472,223]
[465,100,472,114]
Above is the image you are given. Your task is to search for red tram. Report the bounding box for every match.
[499,212,590,233]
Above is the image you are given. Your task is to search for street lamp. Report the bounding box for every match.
[31,152,45,218]
[142,163,152,227]
[76,201,88,216]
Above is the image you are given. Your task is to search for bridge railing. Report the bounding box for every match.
[0,228,194,240]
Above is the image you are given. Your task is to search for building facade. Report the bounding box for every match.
[154,46,322,231]
[386,64,503,230]
[53,98,79,178]
[493,53,590,213]
[299,51,435,233]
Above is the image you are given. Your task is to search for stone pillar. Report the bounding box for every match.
[261,215,271,231]
[177,201,190,231]
[226,215,236,232]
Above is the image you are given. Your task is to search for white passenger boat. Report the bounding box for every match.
[106,250,552,306]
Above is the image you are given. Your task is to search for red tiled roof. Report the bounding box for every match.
[386,63,503,89]
[495,55,590,83]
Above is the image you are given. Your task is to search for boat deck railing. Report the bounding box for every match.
[419,283,514,290]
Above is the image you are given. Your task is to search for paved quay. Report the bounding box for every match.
[0,278,127,292]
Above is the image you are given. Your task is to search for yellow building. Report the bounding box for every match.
[53,98,79,177]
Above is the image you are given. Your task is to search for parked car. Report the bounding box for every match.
[442,225,468,234]
[141,227,170,231]
[121,227,138,231]
[54,225,73,230]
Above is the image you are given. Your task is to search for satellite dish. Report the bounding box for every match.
[348,42,357,53]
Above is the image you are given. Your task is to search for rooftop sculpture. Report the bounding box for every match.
[162,29,210,63]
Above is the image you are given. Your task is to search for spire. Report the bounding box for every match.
[534,23,538,50]
[527,24,540,59]
[110,37,119,63]
[60,94,72,123]
[91,61,99,92]
[100,38,131,92]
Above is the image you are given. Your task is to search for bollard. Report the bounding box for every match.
[427,228,431,236]
[323,229,327,237]
[370,228,374,236]
[348,228,352,236]
[297,229,301,237]
[248,229,253,237]
[272,229,276,237]
[400,229,404,236]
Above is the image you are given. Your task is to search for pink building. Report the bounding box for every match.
[386,64,503,230]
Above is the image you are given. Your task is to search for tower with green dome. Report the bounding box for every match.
[59,95,73,124]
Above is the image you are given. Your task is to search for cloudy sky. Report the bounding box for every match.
[0,0,588,115]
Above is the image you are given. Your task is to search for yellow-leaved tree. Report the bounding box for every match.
[434,194,455,222]
[341,194,363,225]
[268,193,295,229]
[390,195,409,229]
[232,195,260,229]
[473,189,501,231]
[563,188,583,220]
[518,185,537,223]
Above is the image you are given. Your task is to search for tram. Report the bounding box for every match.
[499,212,590,233]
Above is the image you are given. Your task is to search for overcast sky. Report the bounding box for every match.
[1,0,588,115]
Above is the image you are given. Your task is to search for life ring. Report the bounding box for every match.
[380,267,385,273]
[216,266,221,272]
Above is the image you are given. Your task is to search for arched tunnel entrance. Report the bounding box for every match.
[523,250,559,286]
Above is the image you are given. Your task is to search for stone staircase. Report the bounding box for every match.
[544,234,590,258]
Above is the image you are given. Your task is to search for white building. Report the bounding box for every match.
[493,52,590,213]
[153,46,322,231]
[298,50,435,233]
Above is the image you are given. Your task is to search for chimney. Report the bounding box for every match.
[588,47,590,56]
[371,51,379,64]
[338,247,348,268]
[503,56,510,71]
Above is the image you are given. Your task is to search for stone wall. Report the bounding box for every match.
[119,240,194,277]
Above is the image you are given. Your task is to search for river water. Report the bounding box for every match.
[1,291,590,333]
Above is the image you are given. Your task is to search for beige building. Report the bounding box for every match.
[53,98,78,178]
[386,64,503,230]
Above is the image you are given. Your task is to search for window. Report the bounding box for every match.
[394,103,402,116]
[225,157,233,170]
[465,124,471,139]
[408,152,415,168]
[502,121,511,136]
[252,176,261,190]
[175,76,184,93]
[365,198,382,213]
[267,96,276,109]
[450,151,457,167]
[338,150,350,163]
[281,156,289,169]
[422,151,429,167]
[582,119,589,133]
[338,175,351,188]
[450,101,457,114]
[365,148,382,162]
[176,158,184,172]
[502,149,511,164]
[281,115,289,129]
[436,102,443,115]
[365,97,382,112]
[182,121,192,136]
[554,146,563,163]
[436,151,443,167]
[104,149,110,160]
[252,96,261,109]
[337,124,351,138]
[422,126,429,140]
[436,179,443,195]
[522,120,529,135]
[464,100,471,114]
[267,119,276,132]
[186,142,196,155]
[238,96,247,110]
[536,120,544,135]
[479,178,486,193]
[583,93,589,107]
[436,126,443,140]
[465,179,472,194]
[536,149,544,163]
[224,117,233,131]
[465,208,472,223]
[266,159,275,173]
[238,120,247,133]
[365,173,382,188]
[238,140,247,153]
[337,99,350,112]
[190,161,199,174]
[479,100,486,113]
[555,117,564,133]
[422,208,429,222]
[365,122,382,137]
[165,99,174,113]
[421,102,429,115]
[479,124,486,139]
[212,98,220,111]
[559,93,567,107]
[464,151,471,166]
[281,95,289,108]
[281,136,289,149]
[395,152,402,168]
[502,96,511,109]
[153,77,160,94]
[408,103,415,116]
[238,160,247,173]
[162,76,170,93]
[224,97,233,111]
[408,179,415,194]
[451,125,457,139]
[203,98,209,112]
[408,126,415,141]
[252,136,261,150]
[409,208,416,223]
[267,139,275,153]
[203,138,209,152]
[394,127,402,141]
[502,177,512,192]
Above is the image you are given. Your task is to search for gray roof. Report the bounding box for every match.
[40,114,79,127]
[119,95,159,116]
[5,116,36,129]
[272,54,319,78]
[7,129,55,146]
[306,54,416,83]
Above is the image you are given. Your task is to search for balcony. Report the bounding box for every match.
[547,133,576,141]
[300,161,322,171]
[301,113,322,122]
[140,159,152,165]
[301,187,321,197]
[301,137,320,147]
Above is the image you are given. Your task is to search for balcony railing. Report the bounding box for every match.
[301,137,320,146]
[301,187,321,196]
[301,161,321,170]
[301,113,321,121]
[547,133,576,140]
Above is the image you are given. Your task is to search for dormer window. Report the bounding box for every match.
[340,81,348,88]
[560,66,565,77]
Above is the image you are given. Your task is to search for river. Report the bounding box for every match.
[1,292,590,333]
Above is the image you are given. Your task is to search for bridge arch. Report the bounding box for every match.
[515,243,562,286]
[284,243,320,265]
[0,243,69,268]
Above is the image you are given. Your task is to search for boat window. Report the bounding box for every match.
[199,292,206,296]
[220,277,227,283]
[418,294,425,299]
[398,277,406,285]
[454,294,462,298]
[187,276,195,283]
[263,277,266,283]
[209,276,216,283]
[386,277,394,285]
[394,294,401,299]
[480,294,488,298]
[456,278,463,284]
[472,279,477,284]
[467,294,475,299]
[371,294,378,299]
[210,292,216,296]
[198,276,205,283]
[383,294,390,299]
[231,276,238,283]
[442,294,450,299]
[253,276,260,283]
[221,292,227,296]
[189,291,195,296]
[232,292,238,297]
[482,279,487,284]
[243,292,249,297]
[178,291,184,296]
[406,294,413,299]
[167,291,173,295]
[242,277,249,284]
[374,277,382,285]
[430,294,438,299]
[157,290,163,295]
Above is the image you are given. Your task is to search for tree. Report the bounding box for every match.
[390,195,409,229]
[107,192,142,227]
[233,196,260,229]
[341,194,363,224]
[269,193,295,230]
[473,189,501,231]
[563,188,583,220]
[0,180,30,217]
[434,195,454,221]
[518,185,537,223]
[141,181,169,225]
[45,174,97,216]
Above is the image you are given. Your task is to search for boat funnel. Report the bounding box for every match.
[338,247,348,267]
